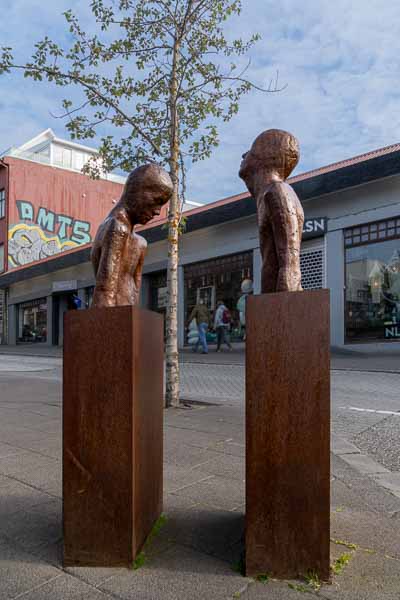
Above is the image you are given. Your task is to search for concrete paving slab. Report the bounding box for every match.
[163,463,216,495]
[99,543,250,600]
[339,453,390,475]
[197,453,245,482]
[27,537,63,567]
[0,477,57,519]
[0,442,30,459]
[162,493,244,563]
[164,426,230,451]
[0,355,62,372]
[173,473,245,511]
[373,473,400,498]
[211,439,246,458]
[164,442,222,470]
[64,566,128,589]
[0,536,60,599]
[331,479,371,513]
[1,355,400,599]
[1,499,62,555]
[331,435,361,455]
[16,572,116,599]
[0,438,61,462]
[166,418,244,440]
[238,578,316,599]
[0,451,61,493]
[321,550,400,600]
[331,509,400,558]
[331,455,400,515]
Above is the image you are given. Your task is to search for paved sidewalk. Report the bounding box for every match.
[181,343,400,372]
[1,370,400,599]
[2,341,400,372]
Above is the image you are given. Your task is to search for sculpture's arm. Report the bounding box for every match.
[267,183,303,292]
[133,246,146,291]
[92,222,128,307]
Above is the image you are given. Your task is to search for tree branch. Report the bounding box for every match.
[9,62,162,155]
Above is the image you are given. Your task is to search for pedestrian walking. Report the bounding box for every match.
[236,278,253,341]
[188,299,211,354]
[214,300,233,352]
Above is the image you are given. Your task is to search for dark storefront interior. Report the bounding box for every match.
[184,251,253,342]
[345,217,400,342]
[18,298,48,343]
[147,252,253,344]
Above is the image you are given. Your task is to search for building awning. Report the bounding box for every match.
[1,146,400,288]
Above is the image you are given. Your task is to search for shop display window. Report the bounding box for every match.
[184,252,253,343]
[18,298,47,343]
[345,218,400,342]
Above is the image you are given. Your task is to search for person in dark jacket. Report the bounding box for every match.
[188,299,211,354]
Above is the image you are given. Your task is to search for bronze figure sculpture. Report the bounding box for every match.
[91,164,173,307]
[239,129,304,293]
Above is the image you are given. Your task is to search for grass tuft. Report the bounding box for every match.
[256,573,269,583]
[132,551,146,570]
[331,552,352,575]
[330,537,358,550]
[232,555,246,576]
[304,570,321,591]
[131,513,168,570]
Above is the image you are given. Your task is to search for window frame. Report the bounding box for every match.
[344,218,400,343]
[0,188,5,219]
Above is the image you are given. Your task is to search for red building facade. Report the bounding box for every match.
[0,155,168,274]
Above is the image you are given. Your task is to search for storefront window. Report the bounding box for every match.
[18,298,47,343]
[184,252,253,343]
[85,286,95,308]
[0,244,4,273]
[345,219,400,342]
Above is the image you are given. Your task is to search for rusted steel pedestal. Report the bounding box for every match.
[63,306,164,567]
[246,290,330,580]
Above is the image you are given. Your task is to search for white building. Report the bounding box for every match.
[1,133,400,347]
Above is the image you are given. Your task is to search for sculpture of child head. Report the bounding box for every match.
[122,163,173,225]
[239,129,299,194]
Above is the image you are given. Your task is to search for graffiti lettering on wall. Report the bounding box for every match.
[8,200,92,268]
[8,224,78,267]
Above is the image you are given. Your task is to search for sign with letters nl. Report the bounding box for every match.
[302,217,328,240]
[385,325,400,339]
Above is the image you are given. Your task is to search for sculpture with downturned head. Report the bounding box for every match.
[91,164,173,307]
[239,129,304,293]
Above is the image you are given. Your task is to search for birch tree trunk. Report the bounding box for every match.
[165,35,180,408]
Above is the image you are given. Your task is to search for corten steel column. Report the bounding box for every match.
[246,290,330,580]
[63,306,164,567]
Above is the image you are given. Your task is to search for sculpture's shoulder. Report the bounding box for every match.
[133,232,148,251]
[99,215,131,241]
[264,180,293,196]
[263,181,299,207]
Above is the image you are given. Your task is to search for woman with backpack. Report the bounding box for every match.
[214,300,233,352]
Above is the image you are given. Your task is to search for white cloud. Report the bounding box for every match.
[1,1,400,203]
[186,0,400,201]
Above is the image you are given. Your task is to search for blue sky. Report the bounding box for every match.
[1,1,400,204]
